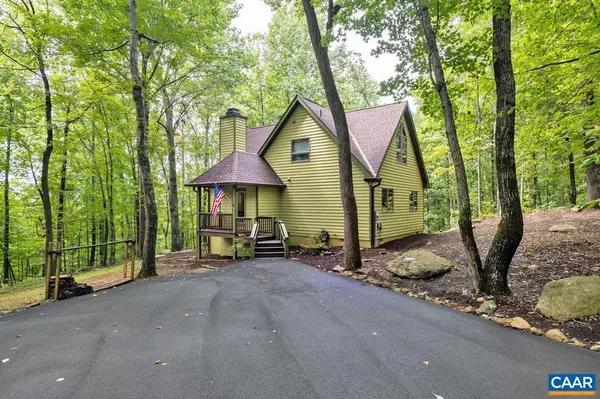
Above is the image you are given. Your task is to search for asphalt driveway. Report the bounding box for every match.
[0,259,598,399]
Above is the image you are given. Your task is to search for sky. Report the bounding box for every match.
[232,0,398,104]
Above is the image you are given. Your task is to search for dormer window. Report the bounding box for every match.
[291,138,310,162]
[396,123,407,164]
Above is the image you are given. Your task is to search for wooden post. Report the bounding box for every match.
[123,238,129,279]
[130,241,135,279]
[255,186,259,219]
[196,187,202,259]
[232,185,237,260]
[44,242,51,300]
[54,241,62,301]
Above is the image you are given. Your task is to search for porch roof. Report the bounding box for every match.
[185,151,285,188]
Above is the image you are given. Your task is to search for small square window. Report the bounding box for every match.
[382,188,394,212]
[291,138,310,162]
[409,191,418,211]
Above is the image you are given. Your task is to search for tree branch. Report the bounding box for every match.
[528,49,600,71]
[90,40,129,56]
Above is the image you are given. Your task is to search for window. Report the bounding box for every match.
[409,191,418,211]
[396,123,407,164]
[291,138,310,162]
[382,188,394,212]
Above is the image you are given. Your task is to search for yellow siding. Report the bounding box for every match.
[235,117,247,152]
[257,186,281,217]
[263,106,371,244]
[220,118,234,160]
[376,117,425,244]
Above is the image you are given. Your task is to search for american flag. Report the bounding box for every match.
[211,184,225,216]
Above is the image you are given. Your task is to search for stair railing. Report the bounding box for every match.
[276,220,289,258]
[250,222,259,258]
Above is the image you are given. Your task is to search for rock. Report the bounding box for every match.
[355,267,371,275]
[476,300,498,314]
[528,264,539,270]
[530,327,543,336]
[535,276,600,321]
[462,306,474,313]
[510,317,531,330]
[590,344,600,351]
[571,206,582,212]
[476,297,485,303]
[379,249,387,255]
[341,271,353,277]
[491,317,513,326]
[548,224,577,232]
[332,265,345,272]
[354,275,366,281]
[366,276,380,285]
[393,287,410,294]
[386,250,453,279]
[417,291,429,299]
[402,257,416,262]
[545,329,569,342]
[381,282,392,289]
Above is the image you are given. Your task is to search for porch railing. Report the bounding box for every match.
[200,213,265,236]
[256,216,275,236]
[200,212,233,231]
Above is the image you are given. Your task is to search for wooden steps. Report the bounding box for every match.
[255,237,285,258]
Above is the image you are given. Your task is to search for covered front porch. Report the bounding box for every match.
[185,151,288,258]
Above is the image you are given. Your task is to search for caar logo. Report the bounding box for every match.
[548,374,596,396]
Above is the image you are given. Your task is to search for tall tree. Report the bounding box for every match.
[301,0,361,271]
[483,0,523,294]
[414,0,483,291]
[128,0,158,277]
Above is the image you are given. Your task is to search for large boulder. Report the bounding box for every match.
[535,276,600,321]
[386,250,453,279]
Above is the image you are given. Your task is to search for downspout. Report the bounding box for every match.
[364,177,382,248]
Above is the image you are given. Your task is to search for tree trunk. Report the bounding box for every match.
[129,0,158,277]
[483,0,523,295]
[37,49,54,276]
[302,0,361,271]
[416,0,483,291]
[3,102,13,284]
[585,135,600,201]
[568,152,577,205]
[57,113,72,250]
[163,91,182,252]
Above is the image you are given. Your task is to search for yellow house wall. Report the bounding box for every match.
[262,105,371,246]
[376,116,425,244]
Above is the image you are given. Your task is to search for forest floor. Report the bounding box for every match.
[293,208,600,346]
[0,250,232,312]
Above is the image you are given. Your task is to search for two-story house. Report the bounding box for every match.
[186,96,428,258]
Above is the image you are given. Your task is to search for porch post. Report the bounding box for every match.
[196,187,201,259]
[255,186,259,219]
[232,184,237,260]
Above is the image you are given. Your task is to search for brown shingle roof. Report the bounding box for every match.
[247,124,275,153]
[256,96,428,187]
[185,151,285,187]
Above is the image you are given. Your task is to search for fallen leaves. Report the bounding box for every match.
[423,361,429,365]
[156,326,162,329]
[11,347,17,351]
[184,313,189,317]
[433,394,444,399]
[2,358,9,364]
[56,378,65,382]
[154,360,161,365]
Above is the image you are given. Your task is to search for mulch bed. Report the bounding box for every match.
[293,208,600,346]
